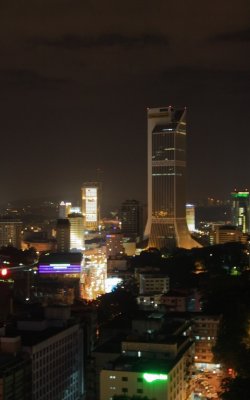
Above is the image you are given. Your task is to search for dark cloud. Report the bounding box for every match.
[30,33,169,50]
[0,1,249,205]
[211,28,250,42]
[0,69,70,90]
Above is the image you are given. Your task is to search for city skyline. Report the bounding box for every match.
[0,1,249,208]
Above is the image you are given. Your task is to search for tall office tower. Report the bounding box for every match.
[59,201,72,218]
[81,182,101,230]
[186,203,195,232]
[231,190,250,233]
[0,217,22,249]
[68,213,84,251]
[144,106,199,250]
[56,218,70,252]
[120,199,143,240]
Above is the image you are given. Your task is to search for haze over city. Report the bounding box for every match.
[0,1,250,209]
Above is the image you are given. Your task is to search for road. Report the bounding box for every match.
[192,369,223,399]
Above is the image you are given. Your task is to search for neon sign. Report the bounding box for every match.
[143,373,168,383]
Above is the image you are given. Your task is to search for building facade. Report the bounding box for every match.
[100,331,194,400]
[139,273,169,295]
[59,201,72,219]
[144,106,199,250]
[120,199,143,240]
[231,190,250,233]
[210,224,243,245]
[192,315,221,366]
[68,213,84,251]
[0,336,32,400]
[81,182,101,230]
[18,310,84,400]
[186,204,195,232]
[106,233,125,258]
[56,218,70,252]
[0,217,22,249]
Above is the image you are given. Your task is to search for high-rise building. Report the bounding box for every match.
[0,337,31,399]
[0,217,22,249]
[144,106,199,250]
[5,307,85,400]
[68,213,84,251]
[231,190,250,233]
[81,182,101,230]
[186,203,195,232]
[56,218,70,252]
[120,199,143,240]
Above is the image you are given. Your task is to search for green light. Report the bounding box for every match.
[143,373,168,383]
[231,192,249,198]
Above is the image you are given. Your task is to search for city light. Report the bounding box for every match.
[143,373,168,383]
[1,268,8,276]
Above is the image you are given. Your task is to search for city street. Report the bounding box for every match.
[192,369,223,400]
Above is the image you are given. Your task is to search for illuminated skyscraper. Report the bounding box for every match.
[144,106,199,249]
[81,182,101,230]
[68,213,84,251]
[186,203,195,232]
[231,189,250,233]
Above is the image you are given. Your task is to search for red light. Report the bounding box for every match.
[1,268,7,276]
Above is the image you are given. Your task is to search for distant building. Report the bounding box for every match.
[139,273,169,295]
[22,230,56,253]
[59,201,72,219]
[161,289,202,312]
[144,106,200,250]
[210,224,243,245]
[56,218,70,252]
[106,232,125,258]
[122,240,136,256]
[192,315,221,366]
[81,182,101,230]
[136,293,165,310]
[231,190,250,233]
[120,199,143,240]
[0,217,22,249]
[186,203,195,232]
[68,213,84,251]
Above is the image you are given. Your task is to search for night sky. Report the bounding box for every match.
[1,1,250,211]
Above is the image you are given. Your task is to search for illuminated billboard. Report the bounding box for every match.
[39,263,81,274]
[86,187,97,222]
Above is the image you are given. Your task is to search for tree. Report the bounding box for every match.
[220,376,250,400]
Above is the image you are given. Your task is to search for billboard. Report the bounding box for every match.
[39,263,81,274]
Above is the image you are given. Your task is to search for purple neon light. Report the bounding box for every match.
[39,264,81,274]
